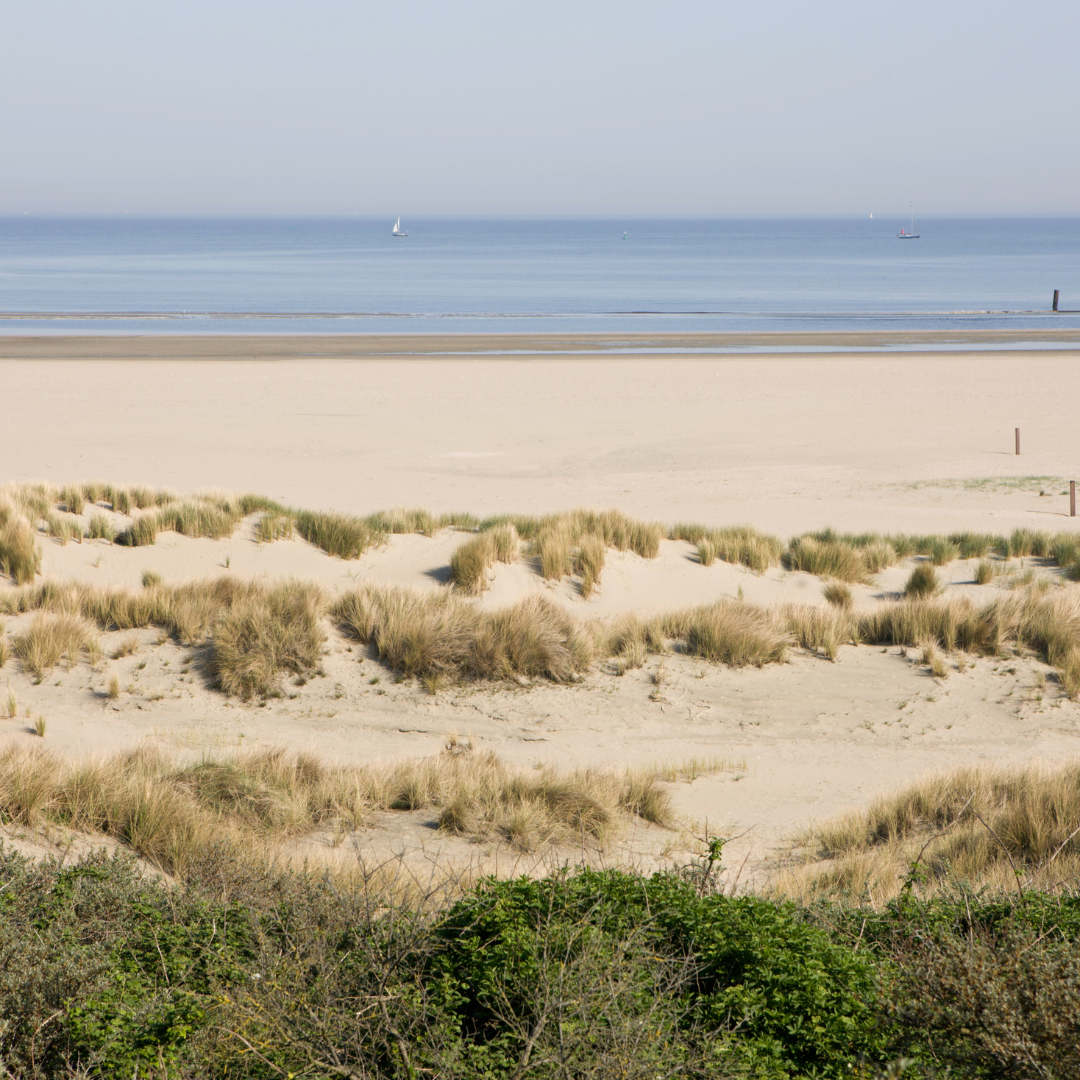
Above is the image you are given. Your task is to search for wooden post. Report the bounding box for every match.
[1015,428,1020,455]
[1071,481,1076,518]
[1053,289,1060,312]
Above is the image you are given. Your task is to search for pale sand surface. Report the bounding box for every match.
[4,336,1080,536]
[3,333,1080,877]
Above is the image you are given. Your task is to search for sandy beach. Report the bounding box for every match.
[3,333,1080,535]
[3,332,1080,879]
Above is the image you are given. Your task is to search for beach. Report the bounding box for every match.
[3,331,1080,880]
[3,333,1080,534]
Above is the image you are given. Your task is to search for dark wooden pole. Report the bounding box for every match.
[1071,481,1076,518]
[1015,428,1020,455]
[1053,289,1060,312]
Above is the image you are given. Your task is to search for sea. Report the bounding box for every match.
[1,216,1079,349]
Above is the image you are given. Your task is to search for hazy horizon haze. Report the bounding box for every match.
[4,0,1078,217]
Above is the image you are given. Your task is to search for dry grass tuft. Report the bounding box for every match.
[333,586,594,683]
[574,534,606,598]
[86,514,115,541]
[822,582,853,610]
[57,484,85,515]
[256,511,295,543]
[112,634,140,659]
[787,536,867,583]
[0,505,42,585]
[488,522,519,564]
[449,532,495,595]
[1009,528,1051,559]
[683,599,788,667]
[782,759,1080,901]
[47,514,84,545]
[535,523,574,580]
[211,582,326,699]
[0,743,691,872]
[785,605,853,661]
[925,535,960,566]
[904,562,940,598]
[670,523,782,572]
[12,614,101,682]
[974,559,997,585]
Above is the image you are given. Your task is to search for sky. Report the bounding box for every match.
[3,0,1078,217]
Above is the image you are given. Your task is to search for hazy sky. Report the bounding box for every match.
[4,0,1077,216]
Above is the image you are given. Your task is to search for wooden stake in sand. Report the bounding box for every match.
[1015,428,1020,456]
[1071,480,1076,518]
[1054,289,1060,312]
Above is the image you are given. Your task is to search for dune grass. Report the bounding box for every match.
[210,582,326,699]
[334,586,596,682]
[86,513,115,541]
[822,582,853,610]
[46,513,84,545]
[682,600,789,666]
[0,741,685,872]
[670,523,783,572]
[11,613,101,682]
[574,534,606,598]
[781,759,1080,901]
[449,532,496,594]
[787,536,868,583]
[904,562,940,598]
[0,504,41,585]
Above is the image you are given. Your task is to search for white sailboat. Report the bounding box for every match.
[392,217,408,237]
[897,204,919,239]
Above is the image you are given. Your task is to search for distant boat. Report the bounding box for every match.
[622,231,628,240]
[392,217,408,237]
[897,205,919,239]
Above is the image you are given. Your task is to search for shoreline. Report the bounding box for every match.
[3,327,1080,358]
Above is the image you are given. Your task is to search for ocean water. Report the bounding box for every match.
[1,216,1078,344]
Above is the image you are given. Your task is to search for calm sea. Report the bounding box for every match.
[1,217,1078,345]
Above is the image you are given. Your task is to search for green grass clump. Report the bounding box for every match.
[294,509,385,560]
[951,531,996,560]
[671,523,783,572]
[925,535,960,566]
[903,562,940,598]
[1009,528,1051,558]
[974,560,997,585]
